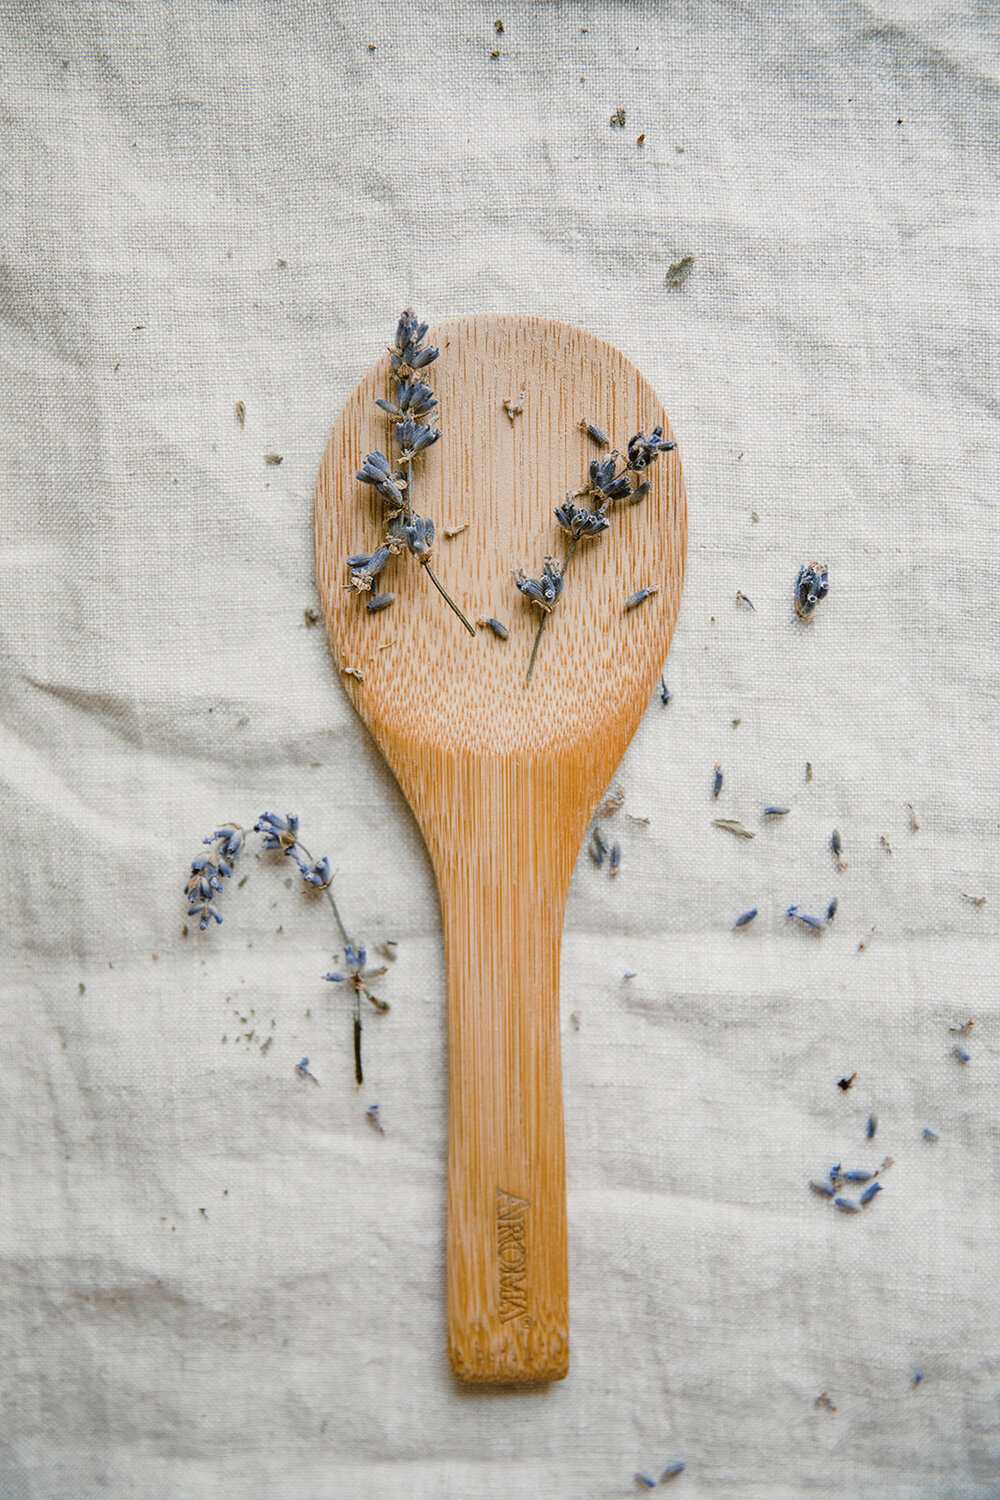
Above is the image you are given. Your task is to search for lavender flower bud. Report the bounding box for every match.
[395,419,441,458]
[375,379,439,419]
[301,855,331,888]
[402,514,435,559]
[516,558,564,611]
[344,944,367,974]
[356,449,407,507]
[626,425,677,471]
[795,562,829,618]
[553,501,611,539]
[588,456,633,502]
[254,812,300,851]
[346,546,392,592]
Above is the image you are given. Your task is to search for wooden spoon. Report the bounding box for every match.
[315,315,686,1383]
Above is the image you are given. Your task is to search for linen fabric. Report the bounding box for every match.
[1,2,997,1495]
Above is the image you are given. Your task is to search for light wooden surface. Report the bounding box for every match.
[315,315,686,1383]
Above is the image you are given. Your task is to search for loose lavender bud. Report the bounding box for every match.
[659,1462,686,1481]
[834,1196,861,1213]
[733,908,758,928]
[713,764,723,798]
[479,617,509,639]
[624,586,658,611]
[365,591,395,613]
[809,1180,836,1197]
[826,897,838,923]
[795,561,829,619]
[787,905,824,931]
[860,1181,883,1206]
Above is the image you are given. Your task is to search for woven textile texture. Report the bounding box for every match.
[1,2,997,1496]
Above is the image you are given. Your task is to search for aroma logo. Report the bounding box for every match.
[496,1188,529,1324]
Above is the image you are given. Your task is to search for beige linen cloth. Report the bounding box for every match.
[2,2,997,1496]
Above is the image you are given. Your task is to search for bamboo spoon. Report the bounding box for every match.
[315,315,686,1383]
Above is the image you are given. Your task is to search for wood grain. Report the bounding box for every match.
[315,315,686,1382]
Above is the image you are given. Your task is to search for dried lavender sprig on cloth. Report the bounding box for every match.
[350,309,475,636]
[254,813,386,1085]
[518,425,675,681]
[185,814,386,1086]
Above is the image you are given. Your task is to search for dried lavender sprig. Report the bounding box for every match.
[520,426,675,682]
[255,813,351,947]
[254,813,379,1085]
[186,815,386,1088]
[521,552,572,682]
[350,310,475,636]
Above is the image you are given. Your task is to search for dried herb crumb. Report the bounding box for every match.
[235,400,245,428]
[610,107,626,128]
[264,452,283,465]
[713,818,754,840]
[664,255,694,289]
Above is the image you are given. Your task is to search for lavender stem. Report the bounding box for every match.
[421,560,477,635]
[294,840,351,946]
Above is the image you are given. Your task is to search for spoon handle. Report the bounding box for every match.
[425,752,577,1383]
